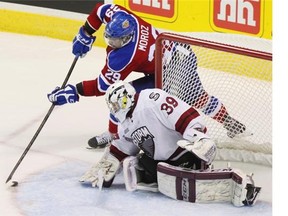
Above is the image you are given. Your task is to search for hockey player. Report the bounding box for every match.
[47,3,248,149]
[78,81,261,207]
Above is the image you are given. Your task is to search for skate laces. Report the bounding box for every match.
[96,132,112,145]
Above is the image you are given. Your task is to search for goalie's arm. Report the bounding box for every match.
[178,122,217,164]
[149,89,216,164]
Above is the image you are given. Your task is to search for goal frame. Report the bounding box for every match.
[154,32,272,166]
[155,32,272,89]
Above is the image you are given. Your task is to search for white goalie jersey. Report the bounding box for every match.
[111,88,207,160]
[81,86,261,207]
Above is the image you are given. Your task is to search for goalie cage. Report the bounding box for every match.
[155,32,272,166]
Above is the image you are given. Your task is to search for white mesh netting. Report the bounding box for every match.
[156,32,272,166]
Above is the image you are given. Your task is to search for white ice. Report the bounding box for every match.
[0,32,272,216]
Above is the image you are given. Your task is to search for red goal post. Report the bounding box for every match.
[155,32,272,166]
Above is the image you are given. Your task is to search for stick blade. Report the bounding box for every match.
[5,175,12,184]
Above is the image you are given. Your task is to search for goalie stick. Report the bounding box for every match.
[5,56,79,184]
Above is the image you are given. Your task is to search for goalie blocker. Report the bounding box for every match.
[157,162,261,207]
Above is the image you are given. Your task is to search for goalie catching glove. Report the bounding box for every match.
[177,128,216,164]
[47,84,79,106]
[79,148,120,188]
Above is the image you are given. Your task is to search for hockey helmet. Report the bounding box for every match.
[104,11,136,48]
[105,81,136,123]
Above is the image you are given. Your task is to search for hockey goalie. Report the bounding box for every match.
[79,81,261,207]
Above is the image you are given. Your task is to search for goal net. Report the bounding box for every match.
[155,32,272,166]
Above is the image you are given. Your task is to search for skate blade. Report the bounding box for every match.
[86,146,106,151]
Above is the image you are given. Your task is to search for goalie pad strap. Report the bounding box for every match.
[158,162,241,181]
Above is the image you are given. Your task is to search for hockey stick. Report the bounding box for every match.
[5,56,79,184]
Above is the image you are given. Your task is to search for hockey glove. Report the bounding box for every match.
[177,138,216,164]
[47,84,79,105]
[79,149,120,188]
[72,26,96,58]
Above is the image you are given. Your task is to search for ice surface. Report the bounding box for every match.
[0,32,272,216]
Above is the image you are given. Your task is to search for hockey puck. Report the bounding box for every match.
[10,181,18,187]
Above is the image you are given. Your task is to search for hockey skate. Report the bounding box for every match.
[242,174,262,206]
[87,131,113,149]
[223,116,252,138]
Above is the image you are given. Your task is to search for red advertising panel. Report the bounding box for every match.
[128,0,175,18]
[213,0,261,34]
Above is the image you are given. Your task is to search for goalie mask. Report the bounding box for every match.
[105,81,136,123]
[104,11,136,48]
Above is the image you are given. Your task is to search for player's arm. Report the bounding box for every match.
[72,3,129,57]
[152,89,216,164]
[160,91,216,164]
[177,117,216,164]
[71,3,106,58]
[47,52,134,101]
[76,44,136,96]
[75,59,132,97]
[75,78,105,97]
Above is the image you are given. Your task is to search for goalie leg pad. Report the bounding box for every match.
[157,162,261,206]
[123,156,158,192]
